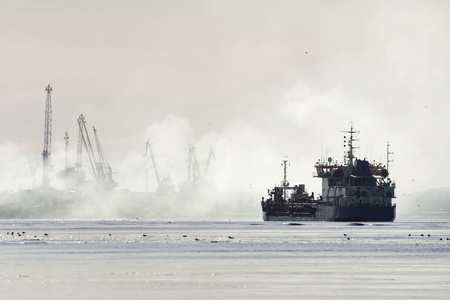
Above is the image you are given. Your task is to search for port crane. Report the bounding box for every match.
[187,147,215,181]
[203,148,215,179]
[42,84,52,189]
[144,139,173,194]
[64,130,70,168]
[56,130,85,190]
[180,147,216,199]
[187,147,200,181]
[76,114,117,189]
[93,126,114,185]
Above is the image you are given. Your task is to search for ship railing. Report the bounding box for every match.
[313,171,332,177]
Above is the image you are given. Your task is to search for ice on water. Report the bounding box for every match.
[1,219,449,299]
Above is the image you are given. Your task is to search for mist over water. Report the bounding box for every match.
[1,111,449,220]
[0,115,264,219]
[1,1,450,219]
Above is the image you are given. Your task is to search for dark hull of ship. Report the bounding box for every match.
[263,205,396,222]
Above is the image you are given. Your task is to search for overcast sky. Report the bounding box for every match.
[1,0,449,205]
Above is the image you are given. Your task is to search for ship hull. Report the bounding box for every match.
[263,205,396,222]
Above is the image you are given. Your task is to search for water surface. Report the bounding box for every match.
[1,219,449,299]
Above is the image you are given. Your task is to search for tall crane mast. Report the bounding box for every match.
[76,116,84,172]
[42,84,52,189]
[64,130,70,168]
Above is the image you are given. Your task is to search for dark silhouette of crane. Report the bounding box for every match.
[42,84,52,189]
[144,139,174,195]
[76,114,117,189]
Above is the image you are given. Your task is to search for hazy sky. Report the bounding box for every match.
[1,0,449,201]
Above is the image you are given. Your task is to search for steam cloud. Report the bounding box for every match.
[1,1,450,219]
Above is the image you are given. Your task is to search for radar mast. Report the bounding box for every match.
[342,123,359,166]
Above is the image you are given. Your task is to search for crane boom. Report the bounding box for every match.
[203,148,215,178]
[77,114,98,179]
[93,126,114,185]
[187,147,199,181]
[144,139,161,185]
[94,126,106,175]
[76,114,116,189]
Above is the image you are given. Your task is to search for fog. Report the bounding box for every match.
[1,1,450,218]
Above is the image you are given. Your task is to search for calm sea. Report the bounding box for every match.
[1,219,449,299]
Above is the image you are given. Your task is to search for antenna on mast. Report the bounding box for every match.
[281,156,289,201]
[342,122,359,165]
[387,141,394,171]
[42,84,53,189]
[281,157,290,187]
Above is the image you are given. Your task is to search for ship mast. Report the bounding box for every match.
[281,158,289,200]
[42,84,53,189]
[387,141,394,171]
[342,124,359,166]
[281,159,289,187]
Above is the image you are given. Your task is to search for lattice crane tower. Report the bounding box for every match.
[42,84,53,189]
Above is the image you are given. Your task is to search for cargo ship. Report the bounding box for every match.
[261,126,396,222]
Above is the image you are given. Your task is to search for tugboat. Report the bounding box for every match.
[261,125,396,222]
